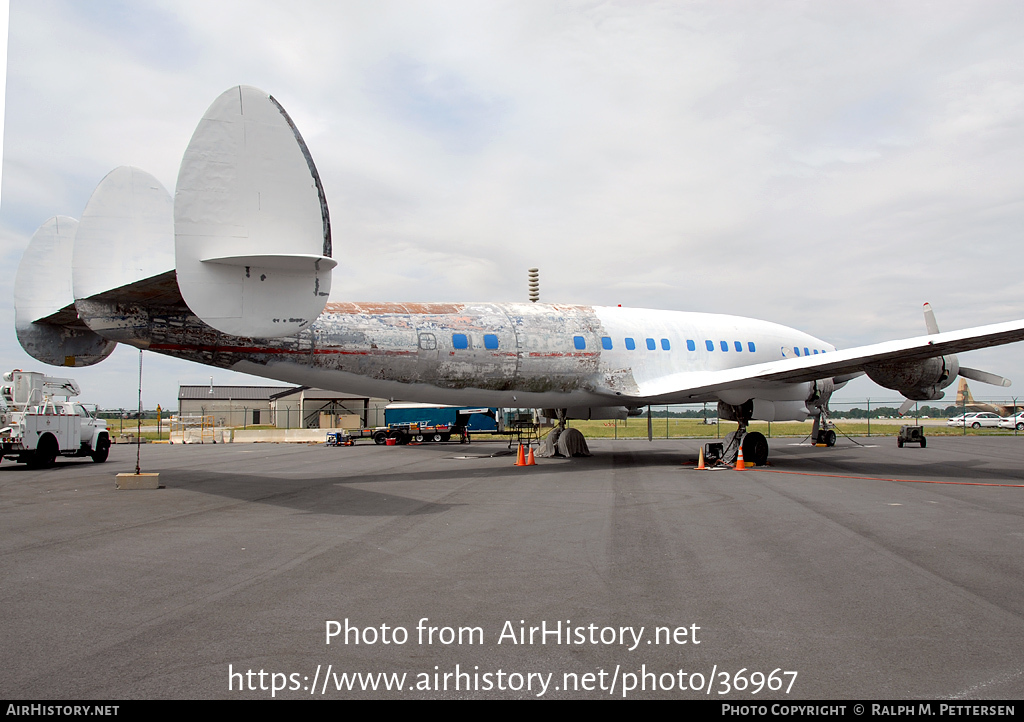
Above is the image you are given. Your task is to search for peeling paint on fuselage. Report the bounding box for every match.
[73,296,834,411]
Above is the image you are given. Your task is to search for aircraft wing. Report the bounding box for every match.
[624,318,1024,403]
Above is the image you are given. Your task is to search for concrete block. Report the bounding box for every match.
[115,473,161,490]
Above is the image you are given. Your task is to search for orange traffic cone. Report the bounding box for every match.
[735,444,746,471]
[515,443,526,466]
[526,446,537,465]
[696,446,706,470]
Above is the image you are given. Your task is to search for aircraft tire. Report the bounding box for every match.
[742,431,769,466]
[920,437,926,448]
[823,429,836,447]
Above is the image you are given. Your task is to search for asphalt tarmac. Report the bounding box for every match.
[2,436,1024,700]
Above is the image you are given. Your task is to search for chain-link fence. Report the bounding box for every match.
[105,399,1024,439]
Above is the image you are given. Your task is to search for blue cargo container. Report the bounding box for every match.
[384,404,498,434]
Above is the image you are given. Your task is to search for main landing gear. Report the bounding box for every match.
[716,406,770,467]
[713,391,838,468]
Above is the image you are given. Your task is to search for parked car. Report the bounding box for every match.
[947,412,1003,428]
[998,413,1024,431]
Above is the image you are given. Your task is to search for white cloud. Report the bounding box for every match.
[3,0,1024,407]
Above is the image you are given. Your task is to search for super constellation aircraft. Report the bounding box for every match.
[14,86,1024,465]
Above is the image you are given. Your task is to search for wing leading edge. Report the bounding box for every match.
[620,318,1024,403]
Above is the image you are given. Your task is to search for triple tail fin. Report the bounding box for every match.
[15,85,335,367]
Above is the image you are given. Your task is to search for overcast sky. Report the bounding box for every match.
[2,0,1023,410]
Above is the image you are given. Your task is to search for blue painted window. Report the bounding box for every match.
[601,337,612,350]
[748,342,756,353]
[646,338,656,350]
[706,340,714,351]
[794,347,801,357]
[720,340,729,352]
[686,340,696,351]
[574,336,586,350]
[625,338,636,350]
[813,349,818,355]
[452,333,469,349]
[804,347,809,356]
[661,339,670,351]
[734,341,742,352]
[484,334,498,350]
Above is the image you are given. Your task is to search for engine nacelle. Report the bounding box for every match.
[546,406,637,421]
[806,378,834,410]
[865,355,959,401]
[718,399,813,423]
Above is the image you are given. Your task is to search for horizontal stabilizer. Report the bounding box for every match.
[14,217,116,367]
[175,85,333,339]
[201,253,338,272]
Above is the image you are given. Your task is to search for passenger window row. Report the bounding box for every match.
[698,340,757,353]
[450,333,770,354]
[589,336,759,353]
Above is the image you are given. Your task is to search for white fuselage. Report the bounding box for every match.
[201,304,838,420]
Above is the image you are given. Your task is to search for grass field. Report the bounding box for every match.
[564,418,1024,439]
[107,417,1024,442]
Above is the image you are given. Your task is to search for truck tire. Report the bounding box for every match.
[30,435,59,468]
[373,431,388,445]
[432,434,443,442]
[91,435,110,463]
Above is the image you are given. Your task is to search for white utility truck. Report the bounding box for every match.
[0,371,110,467]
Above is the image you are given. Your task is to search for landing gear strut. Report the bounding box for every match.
[718,403,769,466]
[807,379,837,447]
[810,407,836,447]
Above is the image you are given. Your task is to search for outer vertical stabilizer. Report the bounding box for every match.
[174,85,335,339]
[14,217,116,366]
